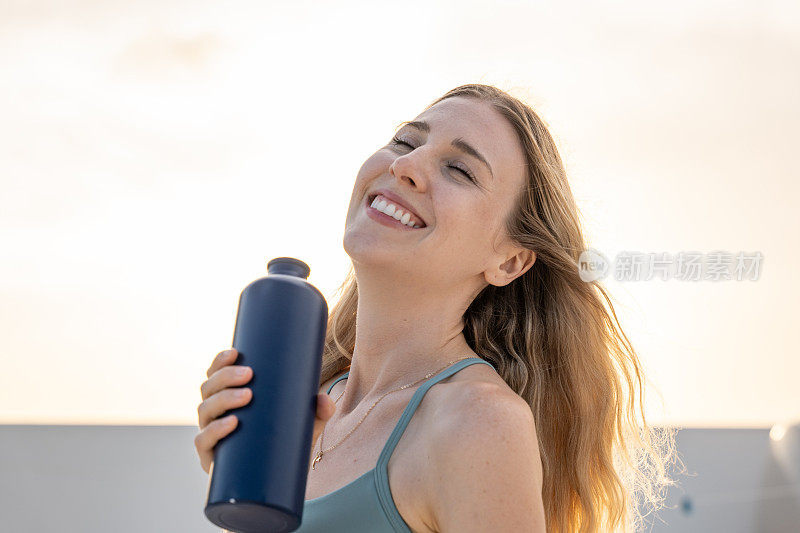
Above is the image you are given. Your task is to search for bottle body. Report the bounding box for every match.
[205,258,328,533]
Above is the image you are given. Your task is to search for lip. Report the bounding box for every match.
[365,195,426,231]
[366,189,427,227]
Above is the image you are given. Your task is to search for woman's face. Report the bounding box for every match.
[343,96,529,288]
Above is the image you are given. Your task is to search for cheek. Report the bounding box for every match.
[438,201,489,238]
[452,203,500,250]
[348,152,392,213]
[356,151,391,182]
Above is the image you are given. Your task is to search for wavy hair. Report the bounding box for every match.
[319,83,680,532]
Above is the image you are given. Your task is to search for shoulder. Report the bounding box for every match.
[425,362,531,433]
[429,378,539,461]
[423,377,546,532]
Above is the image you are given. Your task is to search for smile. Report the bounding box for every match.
[365,195,426,231]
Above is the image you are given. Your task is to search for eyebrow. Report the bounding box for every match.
[397,120,494,180]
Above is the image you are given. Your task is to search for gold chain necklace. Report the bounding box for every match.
[311,356,476,470]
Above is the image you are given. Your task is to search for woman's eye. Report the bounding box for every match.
[391,136,413,149]
[448,165,475,181]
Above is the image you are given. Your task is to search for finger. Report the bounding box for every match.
[316,393,336,421]
[206,348,238,379]
[200,364,252,401]
[194,415,238,466]
[194,415,237,455]
[197,387,252,429]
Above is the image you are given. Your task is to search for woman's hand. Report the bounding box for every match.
[194,348,337,475]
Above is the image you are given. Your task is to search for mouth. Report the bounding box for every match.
[366,193,428,230]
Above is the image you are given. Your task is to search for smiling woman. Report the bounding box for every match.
[311,84,678,533]
[207,82,678,533]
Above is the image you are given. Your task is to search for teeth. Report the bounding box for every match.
[370,196,421,228]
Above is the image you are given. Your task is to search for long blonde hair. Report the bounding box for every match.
[320,83,680,532]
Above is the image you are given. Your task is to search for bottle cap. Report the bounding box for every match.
[267,257,311,279]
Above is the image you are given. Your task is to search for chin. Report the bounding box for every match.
[344,238,417,270]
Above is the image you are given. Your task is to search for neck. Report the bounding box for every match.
[336,263,483,416]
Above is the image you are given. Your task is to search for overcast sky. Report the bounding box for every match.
[1,0,798,427]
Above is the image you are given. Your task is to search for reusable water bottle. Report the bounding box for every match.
[204,257,328,533]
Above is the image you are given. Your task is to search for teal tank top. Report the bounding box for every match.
[295,357,496,532]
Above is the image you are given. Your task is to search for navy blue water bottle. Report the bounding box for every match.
[204,257,328,533]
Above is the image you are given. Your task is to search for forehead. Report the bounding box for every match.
[412,97,526,188]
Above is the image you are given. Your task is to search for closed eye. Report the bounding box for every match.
[390,136,476,182]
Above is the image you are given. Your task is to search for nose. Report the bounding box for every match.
[389,151,429,192]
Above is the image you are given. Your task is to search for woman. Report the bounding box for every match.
[196,83,677,532]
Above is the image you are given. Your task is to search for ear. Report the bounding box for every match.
[484,247,537,287]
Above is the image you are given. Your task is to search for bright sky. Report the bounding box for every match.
[1,0,798,427]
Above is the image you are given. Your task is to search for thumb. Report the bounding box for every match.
[319,393,336,420]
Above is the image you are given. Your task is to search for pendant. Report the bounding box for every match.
[312,451,323,470]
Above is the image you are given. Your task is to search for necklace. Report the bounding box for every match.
[311,356,476,470]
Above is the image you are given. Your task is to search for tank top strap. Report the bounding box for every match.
[376,357,496,468]
[326,371,350,395]
[372,357,495,531]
